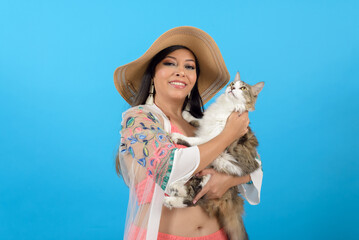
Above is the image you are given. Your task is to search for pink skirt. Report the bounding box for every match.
[128,225,228,240]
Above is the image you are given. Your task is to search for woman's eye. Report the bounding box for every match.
[185,65,195,70]
[163,62,175,66]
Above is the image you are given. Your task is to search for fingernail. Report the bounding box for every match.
[193,200,197,204]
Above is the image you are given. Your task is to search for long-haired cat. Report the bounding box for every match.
[164,72,264,240]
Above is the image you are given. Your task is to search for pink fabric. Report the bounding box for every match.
[157,229,228,240]
[128,224,228,240]
[135,123,188,204]
[135,175,155,204]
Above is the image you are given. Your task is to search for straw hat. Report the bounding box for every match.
[114,26,230,105]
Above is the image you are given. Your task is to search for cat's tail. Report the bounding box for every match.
[218,191,248,240]
[237,214,249,240]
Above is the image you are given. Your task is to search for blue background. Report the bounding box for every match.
[1,0,358,239]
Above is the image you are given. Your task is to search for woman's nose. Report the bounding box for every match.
[175,71,185,77]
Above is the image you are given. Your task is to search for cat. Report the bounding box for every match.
[164,72,264,240]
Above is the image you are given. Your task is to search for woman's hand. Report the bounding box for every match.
[222,111,250,141]
[192,169,251,204]
[195,111,249,173]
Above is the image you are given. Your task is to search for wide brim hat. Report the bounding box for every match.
[114,26,230,105]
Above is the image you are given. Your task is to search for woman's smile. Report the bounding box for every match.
[169,80,187,88]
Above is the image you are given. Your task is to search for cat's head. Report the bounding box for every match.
[225,72,264,111]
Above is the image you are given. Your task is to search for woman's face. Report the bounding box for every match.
[153,49,197,105]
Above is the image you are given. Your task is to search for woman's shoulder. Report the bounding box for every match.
[123,104,159,116]
[122,104,167,125]
[122,104,148,115]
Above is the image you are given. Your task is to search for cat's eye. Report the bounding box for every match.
[240,86,247,90]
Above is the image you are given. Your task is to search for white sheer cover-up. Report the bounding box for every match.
[118,104,263,240]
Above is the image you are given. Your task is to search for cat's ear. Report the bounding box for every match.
[252,82,264,96]
[234,71,241,82]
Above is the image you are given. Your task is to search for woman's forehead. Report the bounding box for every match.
[165,49,196,60]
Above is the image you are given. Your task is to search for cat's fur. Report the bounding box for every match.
[164,72,264,240]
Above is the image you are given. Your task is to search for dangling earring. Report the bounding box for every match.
[145,81,154,105]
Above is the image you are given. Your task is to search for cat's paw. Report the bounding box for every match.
[200,174,211,188]
[170,132,182,143]
[168,181,188,197]
[164,196,188,209]
[170,133,191,147]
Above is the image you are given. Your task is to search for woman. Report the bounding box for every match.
[114,26,262,240]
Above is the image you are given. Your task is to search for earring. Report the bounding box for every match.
[145,82,154,105]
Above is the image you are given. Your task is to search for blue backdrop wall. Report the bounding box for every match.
[1,0,358,239]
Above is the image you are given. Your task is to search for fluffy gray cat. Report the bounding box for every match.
[164,72,264,240]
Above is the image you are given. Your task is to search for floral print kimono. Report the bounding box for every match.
[118,104,263,240]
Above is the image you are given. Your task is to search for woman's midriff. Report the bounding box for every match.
[159,205,221,237]
[133,204,221,237]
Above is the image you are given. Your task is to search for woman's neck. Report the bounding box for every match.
[154,97,184,121]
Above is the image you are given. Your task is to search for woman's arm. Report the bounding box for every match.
[191,169,251,204]
[195,111,249,173]
[120,106,249,191]
[193,157,263,205]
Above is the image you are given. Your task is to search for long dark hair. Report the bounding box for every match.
[133,45,204,118]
